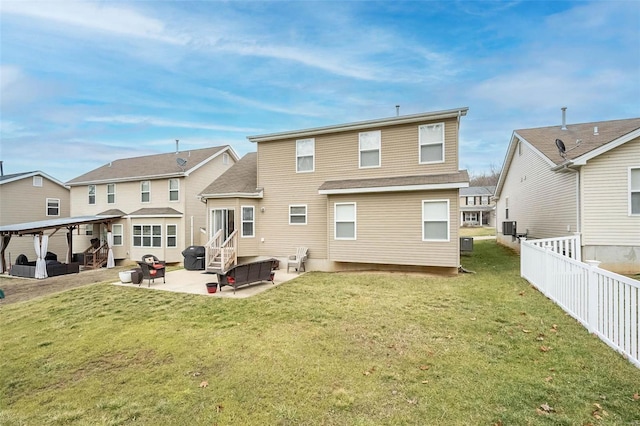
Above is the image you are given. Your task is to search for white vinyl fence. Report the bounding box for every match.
[521,236,639,369]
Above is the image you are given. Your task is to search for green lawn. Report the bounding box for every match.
[1,241,639,425]
[459,226,496,237]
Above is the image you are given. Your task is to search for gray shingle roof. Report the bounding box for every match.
[460,186,495,197]
[516,117,640,165]
[319,171,469,193]
[128,207,183,216]
[199,152,258,197]
[67,146,230,185]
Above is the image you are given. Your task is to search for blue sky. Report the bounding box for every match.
[1,0,639,183]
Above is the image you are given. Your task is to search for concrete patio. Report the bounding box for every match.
[113,266,304,298]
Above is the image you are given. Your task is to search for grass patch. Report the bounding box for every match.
[459,226,496,237]
[1,241,639,425]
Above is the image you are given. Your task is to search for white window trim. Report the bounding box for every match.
[418,122,445,164]
[334,202,356,240]
[359,130,381,169]
[166,224,178,247]
[289,204,307,225]
[112,224,124,246]
[132,224,162,248]
[88,184,96,205]
[141,180,151,203]
[296,138,315,173]
[46,198,60,216]
[168,178,179,202]
[241,206,255,238]
[107,183,116,204]
[422,199,450,242]
[630,166,640,216]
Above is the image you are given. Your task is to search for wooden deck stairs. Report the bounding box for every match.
[82,242,109,269]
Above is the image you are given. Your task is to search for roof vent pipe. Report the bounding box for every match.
[561,107,567,130]
[396,105,400,116]
[0,160,3,177]
[175,139,179,153]
[593,126,599,135]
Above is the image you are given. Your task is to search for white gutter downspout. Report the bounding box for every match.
[576,170,581,234]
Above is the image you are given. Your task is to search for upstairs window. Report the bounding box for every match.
[296,138,314,173]
[422,200,450,241]
[466,196,475,206]
[241,206,255,237]
[46,198,60,216]
[169,179,179,202]
[88,185,96,205]
[419,123,445,164]
[631,167,640,215]
[112,224,123,246]
[107,183,116,204]
[33,176,43,187]
[335,203,356,240]
[481,196,489,205]
[141,180,150,203]
[359,130,381,168]
[289,205,307,225]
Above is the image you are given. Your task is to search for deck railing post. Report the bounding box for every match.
[586,260,601,333]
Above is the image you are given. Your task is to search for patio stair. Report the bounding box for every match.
[205,229,237,274]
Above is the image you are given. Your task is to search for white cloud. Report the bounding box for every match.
[85,115,259,133]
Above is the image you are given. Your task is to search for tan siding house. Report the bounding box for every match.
[0,171,70,264]
[67,146,237,264]
[201,108,469,274]
[495,114,640,273]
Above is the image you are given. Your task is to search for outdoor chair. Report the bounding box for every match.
[287,247,308,273]
[137,254,166,286]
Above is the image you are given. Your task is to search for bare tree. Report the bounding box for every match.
[468,163,500,187]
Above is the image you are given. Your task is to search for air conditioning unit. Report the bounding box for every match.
[460,237,473,253]
[502,221,517,236]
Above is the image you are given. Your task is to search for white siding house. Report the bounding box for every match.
[495,114,640,274]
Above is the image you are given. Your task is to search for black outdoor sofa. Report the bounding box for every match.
[216,258,278,294]
[10,253,79,278]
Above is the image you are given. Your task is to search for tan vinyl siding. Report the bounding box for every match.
[255,118,462,263]
[496,140,577,240]
[581,138,640,246]
[327,191,460,267]
[0,176,70,259]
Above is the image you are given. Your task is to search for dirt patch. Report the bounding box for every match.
[0,265,133,305]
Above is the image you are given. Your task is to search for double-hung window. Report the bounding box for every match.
[335,203,356,240]
[422,200,450,241]
[166,224,177,247]
[289,205,307,225]
[169,179,179,202]
[133,225,161,248]
[631,167,640,215]
[359,130,381,168]
[88,185,96,205]
[241,206,255,237]
[107,183,116,204]
[141,180,150,203]
[419,123,445,164]
[46,198,60,216]
[112,224,123,246]
[296,138,314,173]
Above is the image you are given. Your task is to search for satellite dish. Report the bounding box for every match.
[177,157,187,170]
[555,138,566,159]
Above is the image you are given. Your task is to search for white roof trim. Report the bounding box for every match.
[249,108,468,143]
[183,145,240,177]
[200,191,264,199]
[125,214,183,218]
[319,182,468,195]
[0,171,68,188]
[572,128,640,166]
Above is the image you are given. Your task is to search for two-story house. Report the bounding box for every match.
[495,113,640,274]
[200,108,470,274]
[66,146,237,265]
[459,186,496,227]
[0,170,70,271]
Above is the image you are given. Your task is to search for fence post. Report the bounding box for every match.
[573,232,582,261]
[585,260,601,333]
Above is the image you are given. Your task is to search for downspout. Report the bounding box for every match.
[576,169,581,233]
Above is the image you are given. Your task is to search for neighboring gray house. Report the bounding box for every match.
[459,186,495,227]
[494,113,640,274]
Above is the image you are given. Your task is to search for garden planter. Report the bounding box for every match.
[206,283,218,294]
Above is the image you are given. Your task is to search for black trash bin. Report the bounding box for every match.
[182,246,205,270]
